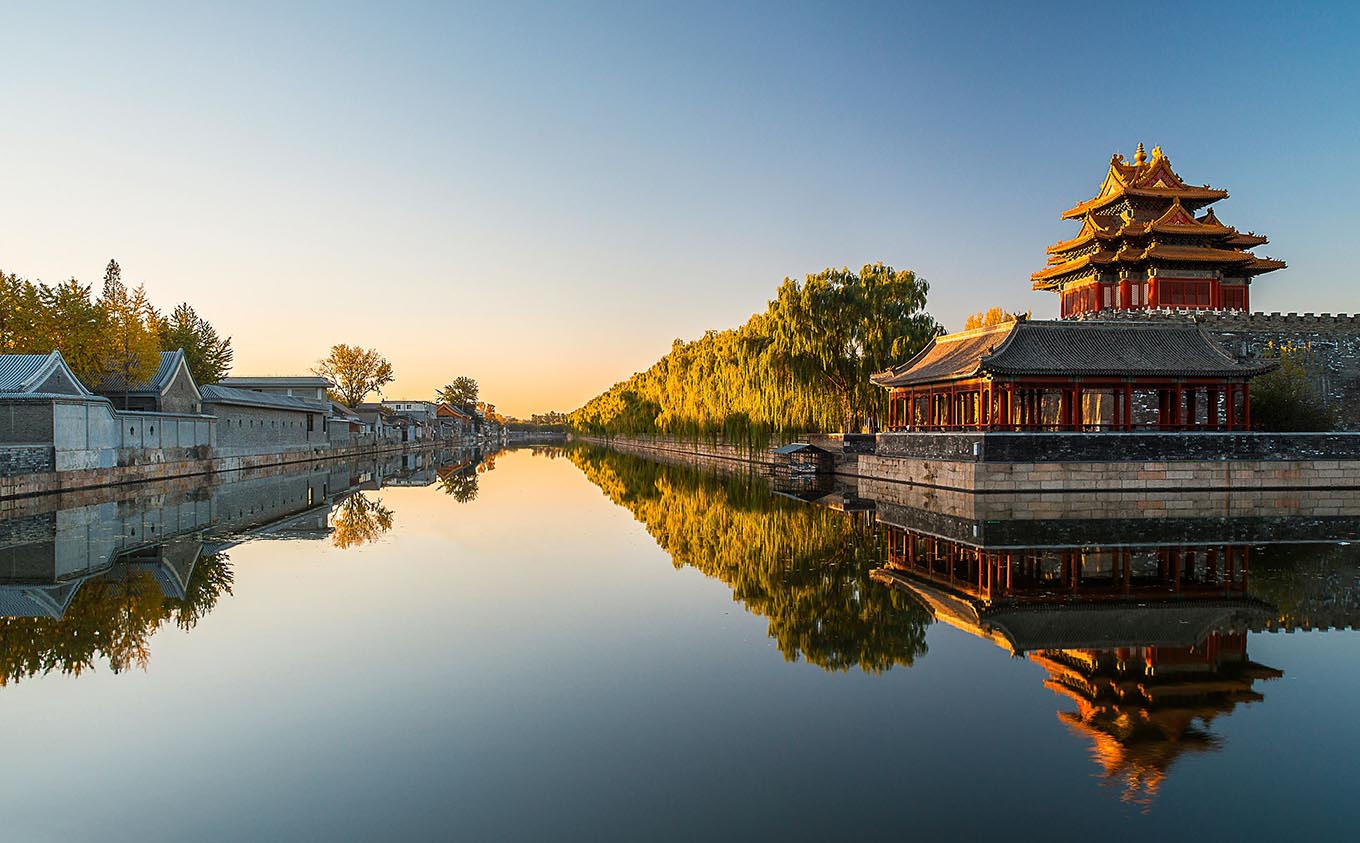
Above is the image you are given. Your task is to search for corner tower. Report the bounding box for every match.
[1032,144,1285,317]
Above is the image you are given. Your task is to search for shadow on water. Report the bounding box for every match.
[0,446,503,686]
[565,442,1360,808]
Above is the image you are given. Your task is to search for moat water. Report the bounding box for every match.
[1,445,1357,840]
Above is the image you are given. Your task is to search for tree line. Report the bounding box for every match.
[0,259,233,392]
[568,263,940,442]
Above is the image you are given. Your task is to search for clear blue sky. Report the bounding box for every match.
[2,1,1356,416]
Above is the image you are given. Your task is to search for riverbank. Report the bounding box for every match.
[574,431,1360,492]
[0,440,448,501]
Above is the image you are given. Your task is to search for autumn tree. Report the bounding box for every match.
[313,344,395,407]
[963,307,1026,330]
[0,270,43,354]
[97,261,162,408]
[36,279,108,385]
[438,376,479,410]
[158,303,234,384]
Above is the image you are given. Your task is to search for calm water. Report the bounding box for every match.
[1,445,1357,841]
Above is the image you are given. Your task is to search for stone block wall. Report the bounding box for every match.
[0,446,54,477]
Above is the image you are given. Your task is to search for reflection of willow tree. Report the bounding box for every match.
[0,551,234,686]
[438,470,479,503]
[568,446,929,672]
[330,492,395,549]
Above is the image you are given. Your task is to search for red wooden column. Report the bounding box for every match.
[1243,383,1252,430]
[1225,384,1237,431]
[1173,383,1184,430]
[1123,383,1134,431]
[1207,385,1220,429]
[1073,383,1083,431]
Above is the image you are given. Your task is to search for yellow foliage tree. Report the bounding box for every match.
[963,307,1025,330]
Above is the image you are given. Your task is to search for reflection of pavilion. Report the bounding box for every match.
[872,525,1283,807]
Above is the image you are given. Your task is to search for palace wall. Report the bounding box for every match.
[1080,310,1360,430]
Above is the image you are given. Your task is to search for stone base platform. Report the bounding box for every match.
[868,431,1360,492]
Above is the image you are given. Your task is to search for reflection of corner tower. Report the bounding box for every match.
[871,527,1284,807]
[1032,144,1285,317]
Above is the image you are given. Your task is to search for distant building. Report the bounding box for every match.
[384,400,438,420]
[218,376,332,402]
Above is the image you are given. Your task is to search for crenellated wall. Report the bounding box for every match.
[1077,309,1360,429]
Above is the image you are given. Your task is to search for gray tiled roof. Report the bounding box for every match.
[981,321,1278,378]
[872,324,1015,387]
[0,354,55,392]
[200,384,328,412]
[94,350,186,395]
[874,320,1276,387]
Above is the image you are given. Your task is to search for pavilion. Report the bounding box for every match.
[872,319,1277,432]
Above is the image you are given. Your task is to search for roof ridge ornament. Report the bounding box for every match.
[1134,142,1147,165]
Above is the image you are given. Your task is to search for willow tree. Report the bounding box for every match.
[766,263,938,431]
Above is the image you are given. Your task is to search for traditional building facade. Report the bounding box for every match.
[874,320,1275,432]
[1032,144,1285,318]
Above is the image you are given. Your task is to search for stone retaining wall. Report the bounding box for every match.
[0,440,431,501]
[875,431,1360,462]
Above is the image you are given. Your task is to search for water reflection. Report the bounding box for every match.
[0,446,501,685]
[567,446,930,672]
[864,481,1360,808]
[568,443,1360,809]
[873,528,1283,807]
[330,492,395,548]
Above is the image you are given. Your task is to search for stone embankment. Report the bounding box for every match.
[577,431,1360,493]
[0,440,437,501]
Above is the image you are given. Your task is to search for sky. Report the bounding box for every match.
[2,1,1357,418]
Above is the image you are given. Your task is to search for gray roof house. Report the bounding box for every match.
[91,349,202,413]
[0,351,94,397]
